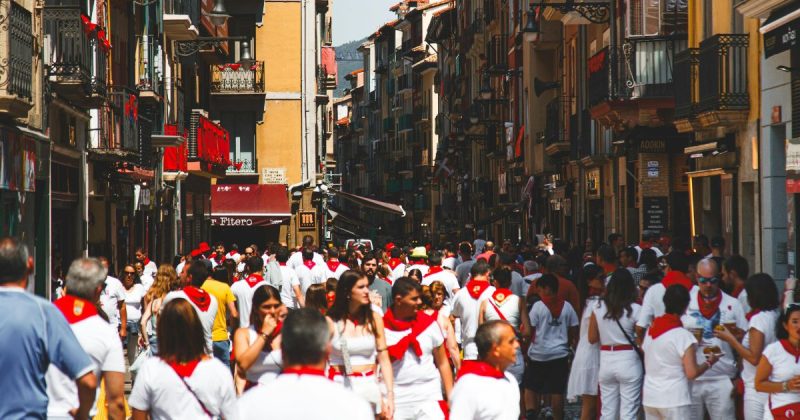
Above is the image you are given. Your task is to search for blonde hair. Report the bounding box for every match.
[146,264,180,302]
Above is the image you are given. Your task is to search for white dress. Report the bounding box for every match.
[566,296,601,400]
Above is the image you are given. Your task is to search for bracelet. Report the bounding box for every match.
[259,332,269,341]
[376,346,387,352]
[784,381,790,392]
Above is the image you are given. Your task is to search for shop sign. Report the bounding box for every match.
[764,19,798,58]
[642,196,668,232]
[299,211,316,230]
[787,140,800,172]
[647,160,659,178]
[638,139,667,154]
[586,168,600,198]
[262,167,286,184]
[211,216,286,227]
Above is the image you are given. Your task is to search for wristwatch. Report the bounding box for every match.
[784,381,790,392]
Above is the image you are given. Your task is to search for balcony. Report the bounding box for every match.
[89,87,139,163]
[399,114,414,133]
[210,61,266,111]
[398,75,412,94]
[544,98,570,157]
[383,117,395,133]
[227,157,258,176]
[188,111,231,178]
[673,34,749,132]
[43,6,108,108]
[0,3,33,118]
[163,124,189,172]
[162,0,198,40]
[486,35,507,74]
[136,35,163,106]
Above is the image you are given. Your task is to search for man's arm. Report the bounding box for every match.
[103,371,126,420]
[73,371,98,420]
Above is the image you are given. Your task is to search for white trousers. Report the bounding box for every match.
[688,378,735,420]
[394,400,446,420]
[598,350,642,420]
[643,405,691,420]
[743,382,767,420]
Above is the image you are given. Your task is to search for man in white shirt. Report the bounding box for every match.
[225,243,241,261]
[421,252,460,306]
[721,255,750,313]
[47,258,125,420]
[682,258,746,420]
[406,247,430,276]
[275,247,304,308]
[636,251,694,341]
[450,320,520,420]
[163,260,218,354]
[442,243,458,271]
[98,257,127,340]
[634,231,664,261]
[237,308,373,419]
[324,246,349,280]
[135,247,158,279]
[287,235,326,269]
[231,257,268,328]
[451,260,496,360]
[386,247,407,281]
[454,242,475,287]
[294,248,327,295]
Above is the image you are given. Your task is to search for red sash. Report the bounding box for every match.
[424,266,444,278]
[303,260,316,270]
[387,258,402,270]
[282,366,327,377]
[326,260,342,273]
[245,273,265,288]
[166,358,201,378]
[488,288,513,321]
[770,401,800,420]
[466,280,490,299]
[54,295,98,324]
[540,294,565,319]
[384,309,437,361]
[456,360,505,381]
[184,286,211,311]
[662,271,693,290]
[648,313,683,339]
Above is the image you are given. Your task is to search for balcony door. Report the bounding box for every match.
[220,112,256,173]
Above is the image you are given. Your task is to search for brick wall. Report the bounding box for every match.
[638,152,671,233]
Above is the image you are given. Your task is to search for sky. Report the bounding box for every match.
[332,0,396,46]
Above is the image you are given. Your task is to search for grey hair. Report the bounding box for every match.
[476,320,512,359]
[281,308,330,365]
[523,260,538,274]
[65,258,108,300]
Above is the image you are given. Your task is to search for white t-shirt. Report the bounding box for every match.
[637,283,699,329]
[527,300,579,361]
[176,260,187,277]
[277,265,301,309]
[634,245,663,261]
[142,260,158,280]
[443,256,458,271]
[451,283,496,360]
[641,328,697,408]
[236,372,373,420]
[294,262,327,295]
[741,309,779,385]
[483,293,522,330]
[124,284,147,323]
[384,320,445,406]
[46,315,125,418]
[762,340,800,410]
[738,289,751,314]
[162,289,219,354]
[286,251,325,270]
[100,276,126,326]
[244,328,283,384]
[406,263,430,276]
[129,357,237,419]
[231,277,268,329]
[449,371,520,420]
[324,261,349,280]
[593,301,641,346]
[389,262,407,281]
[140,274,154,291]
[421,269,460,306]
[681,289,747,380]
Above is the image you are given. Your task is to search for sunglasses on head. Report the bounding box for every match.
[697,276,719,284]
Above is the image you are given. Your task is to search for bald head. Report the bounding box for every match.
[697,258,719,278]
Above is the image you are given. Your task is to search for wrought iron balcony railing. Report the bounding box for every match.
[94,86,139,155]
[673,48,698,119]
[211,61,265,93]
[8,3,32,100]
[696,34,749,113]
[544,98,565,146]
[136,35,162,96]
[486,35,507,74]
[227,157,257,175]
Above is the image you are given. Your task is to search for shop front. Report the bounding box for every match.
[210,184,290,249]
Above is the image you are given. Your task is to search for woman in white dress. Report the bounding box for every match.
[233,285,284,393]
[566,264,604,420]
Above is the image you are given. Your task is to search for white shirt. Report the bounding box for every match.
[286,251,325,270]
[451,283,496,360]
[294,262,327,295]
[140,274,154,291]
[231,277,268,329]
[142,260,158,280]
[741,309,779,385]
[225,251,240,261]
[129,357,237,419]
[388,261,407,281]
[277,265,301,309]
[421,268,460,306]
[593,301,641,345]
[527,300,579,361]
[162,289,219,354]
[324,260,349,280]
[634,245,663,261]
[237,371,373,420]
[244,328,282,384]
[406,263,430,277]
[681,289,747,380]
[46,314,125,418]
[762,340,800,409]
[642,327,697,408]
[738,289,751,313]
[637,283,698,329]
[176,260,187,277]
[384,320,445,406]
[442,256,458,271]
[483,293,523,330]
[123,284,147,322]
[449,371,520,420]
[100,276,126,326]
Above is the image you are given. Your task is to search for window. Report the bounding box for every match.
[628,0,661,36]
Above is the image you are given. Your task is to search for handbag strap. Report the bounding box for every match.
[338,320,353,376]
[614,316,643,361]
[172,370,213,419]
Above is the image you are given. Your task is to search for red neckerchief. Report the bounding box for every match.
[424,265,444,278]
[245,273,264,288]
[278,262,287,266]
[384,309,437,361]
[648,313,683,339]
[326,260,342,272]
[456,360,505,381]
[466,280,490,299]
[662,271,693,290]
[54,295,99,324]
[144,257,152,266]
[166,358,201,378]
[303,260,316,269]
[326,291,336,308]
[746,309,761,322]
[282,366,327,377]
[698,291,723,319]
[639,241,651,250]
[732,283,745,298]
[539,294,565,318]
[491,288,513,306]
[780,339,800,362]
[601,263,617,276]
[387,258,403,270]
[183,286,211,311]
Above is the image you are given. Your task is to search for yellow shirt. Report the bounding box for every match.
[202,279,236,341]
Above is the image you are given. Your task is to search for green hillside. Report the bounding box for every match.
[334,38,366,98]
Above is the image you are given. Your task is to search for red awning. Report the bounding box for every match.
[211,184,291,227]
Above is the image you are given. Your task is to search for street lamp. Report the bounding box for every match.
[239,41,254,67]
[523,6,539,43]
[479,73,493,100]
[204,0,231,27]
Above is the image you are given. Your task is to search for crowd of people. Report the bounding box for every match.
[4,230,800,420]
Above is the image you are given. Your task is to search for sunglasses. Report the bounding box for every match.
[697,276,719,284]
[124,272,135,276]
